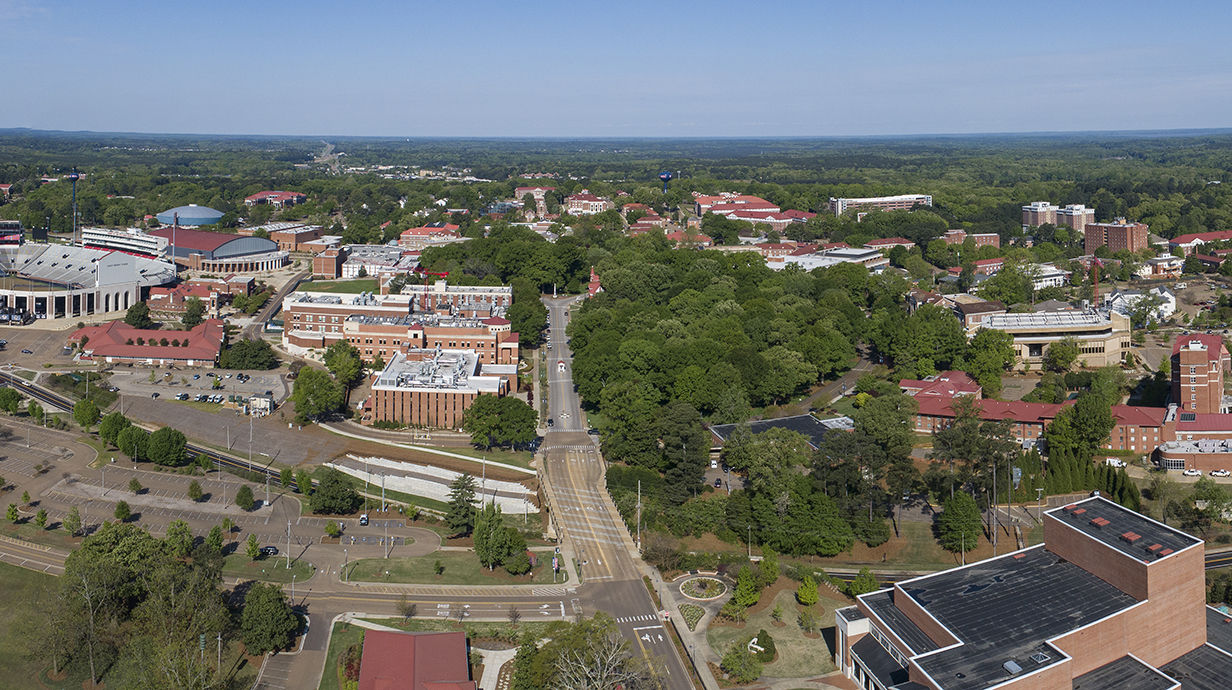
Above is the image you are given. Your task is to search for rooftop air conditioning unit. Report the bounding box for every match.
[1003,660,1022,676]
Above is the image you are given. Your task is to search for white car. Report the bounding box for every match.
[1212,469,1231,478]
[1106,459,1127,468]
[1183,469,1202,477]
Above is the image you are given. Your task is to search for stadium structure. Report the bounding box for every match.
[0,244,176,321]
[155,204,224,226]
[148,226,286,273]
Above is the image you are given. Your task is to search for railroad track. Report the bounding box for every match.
[0,371,286,485]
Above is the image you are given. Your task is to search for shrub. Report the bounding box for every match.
[751,629,776,663]
[678,603,705,631]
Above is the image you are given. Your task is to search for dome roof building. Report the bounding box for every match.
[155,204,224,226]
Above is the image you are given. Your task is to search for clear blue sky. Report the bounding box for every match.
[6,0,1231,137]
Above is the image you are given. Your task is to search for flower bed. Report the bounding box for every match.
[681,576,726,600]
[678,603,705,631]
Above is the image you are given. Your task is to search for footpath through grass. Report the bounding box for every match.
[346,550,567,586]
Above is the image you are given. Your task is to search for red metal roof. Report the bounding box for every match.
[1110,405,1167,427]
[1171,230,1232,245]
[149,227,245,252]
[915,396,1072,424]
[68,319,224,362]
[358,630,474,690]
[1176,414,1232,432]
[1171,334,1227,362]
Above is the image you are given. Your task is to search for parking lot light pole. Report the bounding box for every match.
[344,548,348,583]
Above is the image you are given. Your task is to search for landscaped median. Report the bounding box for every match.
[343,550,567,586]
[221,553,315,584]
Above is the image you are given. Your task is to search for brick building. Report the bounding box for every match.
[365,348,515,428]
[865,237,917,252]
[1055,204,1095,234]
[243,191,306,208]
[1084,218,1149,254]
[565,190,614,215]
[398,224,464,251]
[942,229,1001,247]
[899,371,982,399]
[68,319,224,367]
[1168,229,1232,256]
[693,193,776,216]
[1021,201,1058,228]
[1171,334,1231,415]
[836,495,1219,690]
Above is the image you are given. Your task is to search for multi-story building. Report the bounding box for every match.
[314,247,346,279]
[243,191,306,208]
[1143,255,1184,277]
[942,229,1001,247]
[341,313,517,367]
[954,300,1007,333]
[1084,218,1149,254]
[1171,334,1230,415]
[830,194,932,217]
[865,237,917,252]
[789,247,891,273]
[340,244,419,279]
[1055,204,1095,234]
[398,223,465,251]
[365,348,517,428]
[81,227,169,257]
[836,495,1220,690]
[238,222,325,252]
[978,310,1130,368]
[148,227,287,273]
[1021,201,1058,228]
[693,193,775,216]
[400,280,512,316]
[565,190,615,215]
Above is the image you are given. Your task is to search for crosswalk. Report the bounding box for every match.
[531,586,576,596]
[615,613,660,624]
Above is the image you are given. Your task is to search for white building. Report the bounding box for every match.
[785,247,890,273]
[1107,286,1176,322]
[81,227,169,257]
[1028,263,1071,290]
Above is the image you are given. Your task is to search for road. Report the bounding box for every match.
[242,268,310,341]
[541,296,694,690]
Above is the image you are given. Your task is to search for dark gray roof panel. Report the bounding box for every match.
[851,635,910,689]
[1072,655,1179,690]
[1047,496,1201,563]
[708,414,831,449]
[1205,606,1232,655]
[837,606,867,623]
[1160,644,1232,690]
[861,589,940,655]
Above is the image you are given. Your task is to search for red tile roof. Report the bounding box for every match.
[1171,230,1232,245]
[900,371,982,398]
[1172,334,1228,362]
[358,630,474,690]
[865,237,915,247]
[915,396,1073,424]
[781,209,817,221]
[1110,405,1167,427]
[68,319,224,363]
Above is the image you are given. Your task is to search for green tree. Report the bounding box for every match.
[734,566,761,608]
[240,582,298,654]
[1044,336,1080,372]
[182,296,206,329]
[73,399,100,430]
[35,508,47,529]
[246,533,261,560]
[26,400,43,425]
[758,546,780,588]
[965,328,1016,398]
[128,478,143,494]
[98,411,131,447]
[117,425,148,460]
[721,640,763,684]
[5,503,17,522]
[290,367,344,423]
[124,300,156,329]
[310,468,361,514]
[295,469,313,495]
[205,525,224,554]
[280,467,294,490]
[323,340,364,391]
[463,395,539,449]
[0,387,20,415]
[939,492,981,554]
[188,479,203,501]
[446,473,478,535]
[114,500,131,522]
[235,485,255,511]
[166,519,193,557]
[509,636,540,690]
[146,426,187,466]
[848,567,881,596]
[63,506,82,536]
[796,575,819,606]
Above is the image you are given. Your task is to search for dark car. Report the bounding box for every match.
[259,546,278,556]
[714,478,723,488]
[20,349,32,354]
[150,392,159,399]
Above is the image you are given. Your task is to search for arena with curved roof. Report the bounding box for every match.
[148,227,287,273]
[155,204,224,226]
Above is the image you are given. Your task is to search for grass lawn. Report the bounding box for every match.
[221,553,315,584]
[76,436,120,467]
[705,588,842,679]
[11,370,35,381]
[312,469,452,515]
[828,396,858,418]
[347,550,567,586]
[306,278,379,294]
[0,561,57,690]
[320,623,365,690]
[0,519,80,551]
[359,617,558,640]
[169,399,227,413]
[445,446,533,470]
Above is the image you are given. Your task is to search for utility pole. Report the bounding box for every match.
[992,459,998,557]
[636,480,641,551]
[265,473,269,508]
[381,473,386,512]
[344,548,348,582]
[286,520,291,569]
[217,632,221,674]
[748,525,752,560]
[1037,488,1045,523]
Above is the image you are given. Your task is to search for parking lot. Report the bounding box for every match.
[104,368,290,403]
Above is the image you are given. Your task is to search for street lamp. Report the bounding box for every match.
[344,548,348,583]
[291,574,296,606]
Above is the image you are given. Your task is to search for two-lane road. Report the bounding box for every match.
[541,296,694,690]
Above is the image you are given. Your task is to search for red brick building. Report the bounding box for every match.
[68,319,224,367]
[243,191,306,208]
[366,348,514,428]
[899,371,982,399]
[837,495,1214,690]
[1084,218,1149,254]
[565,190,614,215]
[1171,334,1230,415]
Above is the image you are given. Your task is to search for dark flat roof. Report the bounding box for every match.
[1047,496,1201,563]
[837,606,867,623]
[1160,644,1232,690]
[907,546,1138,690]
[708,413,831,449]
[1205,606,1232,654]
[851,635,909,689]
[862,589,940,654]
[1072,655,1179,690]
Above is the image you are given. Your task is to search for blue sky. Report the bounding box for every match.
[4,0,1231,137]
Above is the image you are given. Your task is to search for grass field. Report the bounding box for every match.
[319,623,365,690]
[444,446,533,470]
[705,588,843,679]
[168,399,227,413]
[0,561,56,690]
[76,436,119,467]
[221,553,315,584]
[305,278,379,294]
[346,550,567,586]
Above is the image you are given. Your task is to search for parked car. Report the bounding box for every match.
[1212,469,1231,478]
[193,374,200,380]
[359,514,369,526]
[1106,459,1127,468]
[260,546,278,556]
[714,478,723,488]
[1183,469,1202,477]
[20,349,32,354]
[150,392,159,399]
